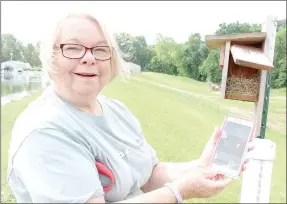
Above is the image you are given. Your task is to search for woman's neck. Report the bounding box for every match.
[54,86,103,116]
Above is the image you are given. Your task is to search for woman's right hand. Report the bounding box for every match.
[169,167,233,200]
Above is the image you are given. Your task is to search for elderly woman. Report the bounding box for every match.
[7,13,252,203]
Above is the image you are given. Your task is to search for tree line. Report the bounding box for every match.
[1,19,286,88]
[116,19,286,89]
[1,34,41,68]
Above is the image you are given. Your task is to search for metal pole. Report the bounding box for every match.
[257,72,271,139]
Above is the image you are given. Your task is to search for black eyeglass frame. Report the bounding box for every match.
[59,43,112,60]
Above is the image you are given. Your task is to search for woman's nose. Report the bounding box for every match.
[80,50,96,65]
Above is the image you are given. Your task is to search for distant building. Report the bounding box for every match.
[1,61,32,74]
[124,61,141,74]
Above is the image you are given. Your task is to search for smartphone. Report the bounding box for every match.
[210,115,255,179]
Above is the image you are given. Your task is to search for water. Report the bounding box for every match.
[1,71,47,106]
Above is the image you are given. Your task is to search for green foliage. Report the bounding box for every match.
[180,33,209,81]
[272,26,287,88]
[33,66,42,71]
[1,33,41,67]
[277,18,286,31]
[145,55,178,75]
[2,19,286,88]
[199,49,222,83]
[1,34,23,62]
[215,21,261,35]
[115,20,286,88]
[115,33,151,69]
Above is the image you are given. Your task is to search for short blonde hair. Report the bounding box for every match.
[40,12,126,82]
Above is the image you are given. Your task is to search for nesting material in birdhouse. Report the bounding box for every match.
[226,73,260,100]
[224,54,261,102]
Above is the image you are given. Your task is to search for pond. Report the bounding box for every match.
[1,71,48,106]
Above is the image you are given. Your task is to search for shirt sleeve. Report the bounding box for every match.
[12,128,104,203]
[144,137,160,166]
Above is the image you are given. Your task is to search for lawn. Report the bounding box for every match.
[1,72,286,203]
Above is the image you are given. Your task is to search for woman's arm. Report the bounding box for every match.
[87,166,232,204]
[141,159,200,193]
[141,127,223,193]
[87,185,178,203]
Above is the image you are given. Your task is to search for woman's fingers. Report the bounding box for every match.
[206,177,233,192]
[210,127,221,145]
[242,165,246,171]
[217,174,225,181]
[242,158,251,171]
[247,141,255,151]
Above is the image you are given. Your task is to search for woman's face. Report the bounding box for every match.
[51,16,112,97]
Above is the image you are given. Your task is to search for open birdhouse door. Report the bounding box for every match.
[205,32,274,102]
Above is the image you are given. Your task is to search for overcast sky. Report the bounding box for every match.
[1,1,286,45]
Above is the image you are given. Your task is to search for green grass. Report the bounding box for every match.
[270,87,287,97]
[1,72,286,203]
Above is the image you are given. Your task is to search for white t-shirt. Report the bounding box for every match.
[7,86,159,203]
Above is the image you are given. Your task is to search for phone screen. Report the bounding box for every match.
[212,120,251,172]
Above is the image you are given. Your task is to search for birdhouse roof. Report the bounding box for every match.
[205,32,266,48]
[231,44,273,71]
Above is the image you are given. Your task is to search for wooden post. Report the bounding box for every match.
[253,16,277,138]
[219,44,225,68]
[240,16,277,203]
[220,41,231,99]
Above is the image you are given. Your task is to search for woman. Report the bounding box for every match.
[7,13,253,203]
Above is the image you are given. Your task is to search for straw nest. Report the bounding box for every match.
[226,73,260,97]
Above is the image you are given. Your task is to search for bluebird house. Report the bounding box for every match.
[205,32,274,102]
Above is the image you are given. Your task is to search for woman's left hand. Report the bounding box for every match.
[199,127,255,172]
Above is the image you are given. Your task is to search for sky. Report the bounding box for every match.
[1,1,286,45]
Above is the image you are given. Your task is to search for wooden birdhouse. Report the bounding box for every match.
[205,32,274,102]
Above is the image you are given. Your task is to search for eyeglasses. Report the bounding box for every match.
[59,44,112,60]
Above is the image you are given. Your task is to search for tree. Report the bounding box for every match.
[152,34,179,75]
[31,41,41,67]
[1,34,23,62]
[145,55,172,74]
[272,26,286,88]
[277,18,286,32]
[115,33,150,69]
[180,33,209,81]
[199,49,221,83]
[143,45,156,71]
[215,21,261,35]
[115,33,137,62]
[1,34,41,68]
[23,43,34,64]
